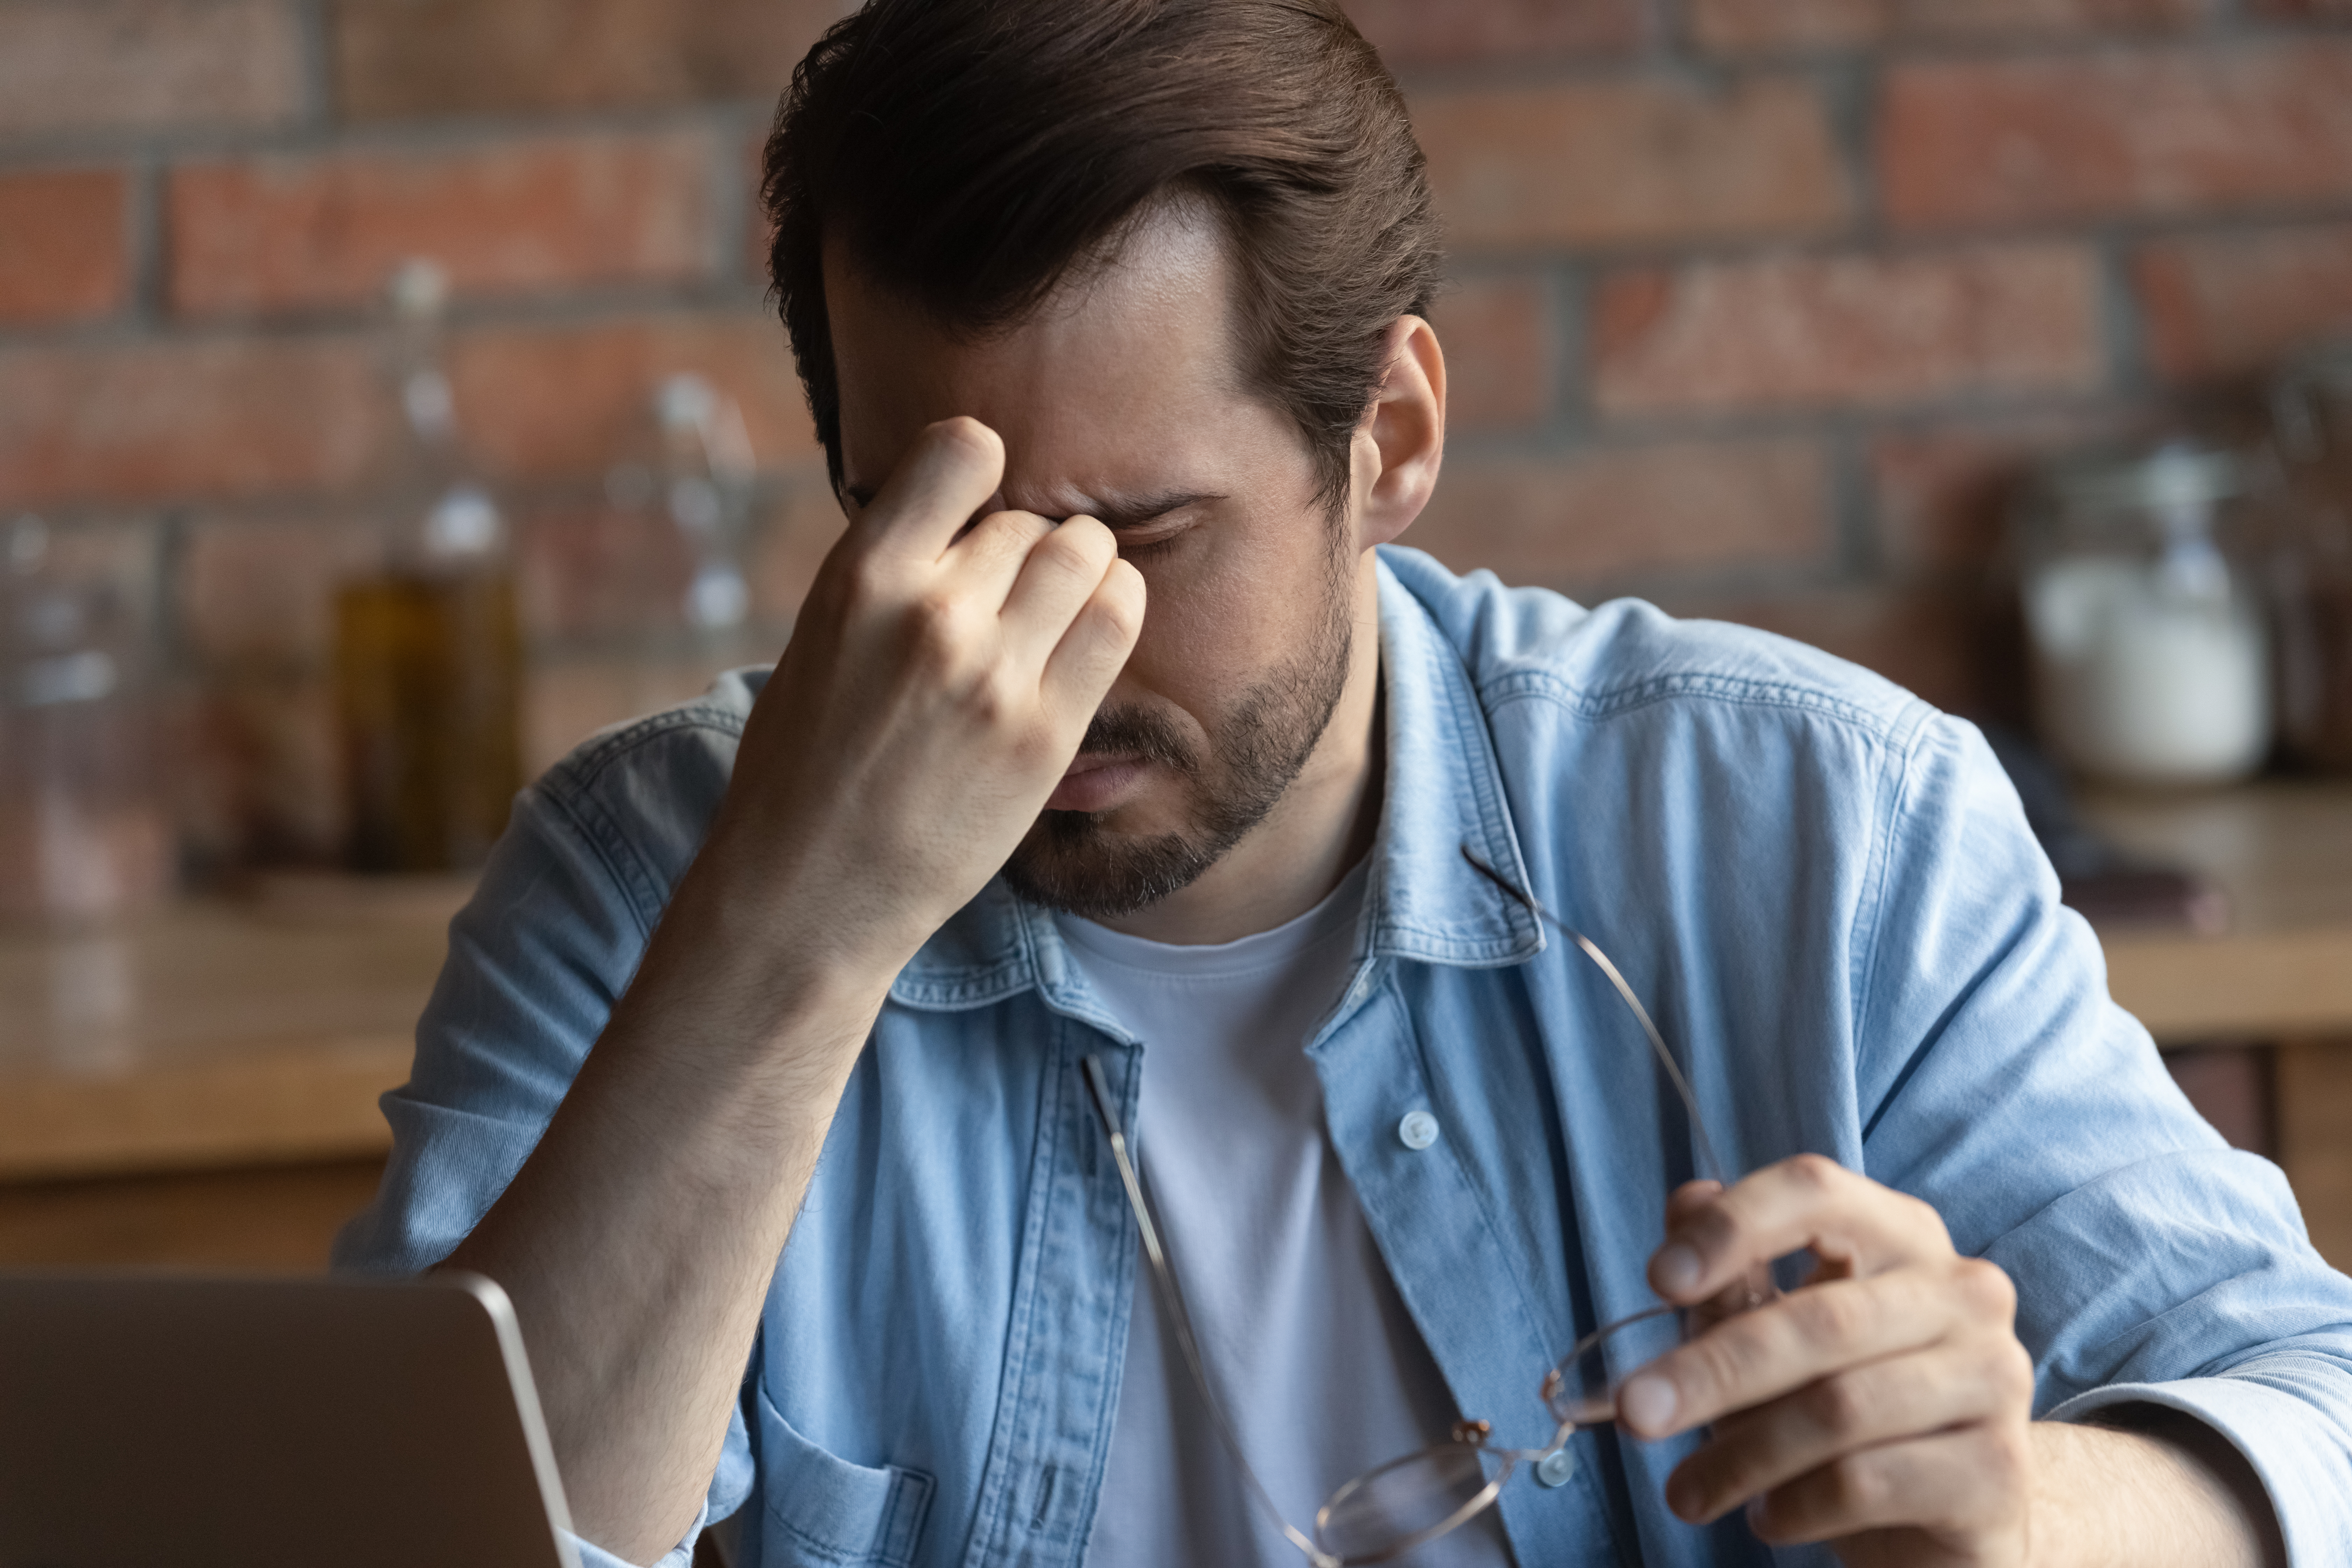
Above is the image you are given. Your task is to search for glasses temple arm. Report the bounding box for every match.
[1078,1055,1341,1568]
[1458,847,1732,1189]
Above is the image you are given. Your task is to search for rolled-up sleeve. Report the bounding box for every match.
[332,713,761,1546]
[1851,715,2352,1559]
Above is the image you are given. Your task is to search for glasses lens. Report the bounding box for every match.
[1315,1443,1510,1563]
[1541,1304,1684,1428]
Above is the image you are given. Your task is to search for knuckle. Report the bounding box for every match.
[1793,1283,1870,1350]
[1905,1194,1953,1247]
[1993,1337,2036,1406]
[903,592,967,666]
[1824,1451,1890,1520]
[1955,1257,2017,1319]
[1804,1371,1870,1437]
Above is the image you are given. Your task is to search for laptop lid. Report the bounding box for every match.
[0,1270,581,1568]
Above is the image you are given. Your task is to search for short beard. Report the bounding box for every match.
[1001,551,1357,922]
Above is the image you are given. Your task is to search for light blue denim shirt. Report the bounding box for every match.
[337,546,2352,1567]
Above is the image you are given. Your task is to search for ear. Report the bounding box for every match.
[1348,314,1447,553]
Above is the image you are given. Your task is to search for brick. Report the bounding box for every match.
[168,132,717,317]
[1409,438,1830,587]
[2136,223,2352,384]
[524,650,761,777]
[0,168,129,326]
[1411,75,1851,250]
[1432,273,1554,433]
[1591,245,2104,416]
[1883,42,2352,231]
[1690,0,2197,50]
[1340,0,1647,67]
[0,0,302,138]
[1664,582,1989,716]
[177,512,381,664]
[1871,410,2154,574]
[513,500,696,641]
[0,337,396,511]
[449,310,821,485]
[748,477,846,620]
[331,0,852,118]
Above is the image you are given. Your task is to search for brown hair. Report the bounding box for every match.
[760,0,1444,517]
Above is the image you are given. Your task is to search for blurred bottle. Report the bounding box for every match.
[0,514,171,924]
[2016,442,2274,789]
[658,372,759,642]
[2269,342,2352,773]
[334,260,523,873]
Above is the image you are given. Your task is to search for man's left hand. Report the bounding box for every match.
[1615,1154,2036,1567]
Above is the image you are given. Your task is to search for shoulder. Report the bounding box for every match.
[1378,544,1937,756]
[520,665,766,923]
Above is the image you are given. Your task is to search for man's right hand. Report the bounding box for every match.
[699,415,1144,996]
[442,415,1142,1566]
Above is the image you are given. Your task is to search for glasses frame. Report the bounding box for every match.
[1075,846,1749,1567]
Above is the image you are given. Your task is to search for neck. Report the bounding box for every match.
[1088,553,1386,946]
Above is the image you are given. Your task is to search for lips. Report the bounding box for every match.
[1045,754,1148,813]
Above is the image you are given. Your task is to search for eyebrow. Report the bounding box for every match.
[841,486,1224,530]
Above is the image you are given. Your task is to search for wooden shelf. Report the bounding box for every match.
[0,876,468,1182]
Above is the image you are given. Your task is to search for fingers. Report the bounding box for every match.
[1661,1323,2035,1523]
[1651,1154,1951,1306]
[1623,1263,2002,1439]
[855,417,1008,561]
[1745,1424,2030,1546]
[1040,557,1145,725]
[995,514,1119,661]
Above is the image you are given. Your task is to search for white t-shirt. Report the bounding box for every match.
[1064,860,1513,1567]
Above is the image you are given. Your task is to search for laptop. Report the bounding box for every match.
[0,1270,581,1568]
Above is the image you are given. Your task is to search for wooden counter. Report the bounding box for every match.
[2083,780,2352,1045]
[0,876,467,1182]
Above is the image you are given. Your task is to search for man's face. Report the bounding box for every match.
[826,209,1358,919]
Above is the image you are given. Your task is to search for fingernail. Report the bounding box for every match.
[1618,1373,1677,1435]
[1654,1242,1703,1295]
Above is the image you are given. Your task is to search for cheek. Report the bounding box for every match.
[1115,556,1293,711]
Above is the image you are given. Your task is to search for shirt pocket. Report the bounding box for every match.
[754,1386,935,1568]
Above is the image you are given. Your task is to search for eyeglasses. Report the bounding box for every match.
[1077,846,1768,1567]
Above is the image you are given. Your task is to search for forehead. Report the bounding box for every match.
[826,206,1294,511]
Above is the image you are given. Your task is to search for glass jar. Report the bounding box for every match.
[0,514,171,924]
[2269,342,2352,772]
[2015,442,2274,789]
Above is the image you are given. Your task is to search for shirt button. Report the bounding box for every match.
[1535,1447,1576,1488]
[1396,1111,1440,1151]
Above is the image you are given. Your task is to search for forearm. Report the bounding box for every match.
[444,867,889,1564]
[2028,1414,2282,1568]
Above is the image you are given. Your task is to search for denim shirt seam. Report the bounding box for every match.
[1847,709,1946,1121]
[1477,665,1912,743]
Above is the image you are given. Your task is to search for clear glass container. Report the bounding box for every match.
[2269,342,2352,773]
[2015,442,2274,789]
[0,514,171,924]
[333,260,524,873]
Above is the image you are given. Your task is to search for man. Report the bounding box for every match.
[336,2,2352,1564]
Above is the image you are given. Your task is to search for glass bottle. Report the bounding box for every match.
[2015,441,2274,789]
[2269,342,2352,773]
[333,260,523,873]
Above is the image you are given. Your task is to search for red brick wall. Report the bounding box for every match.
[6,0,2352,864]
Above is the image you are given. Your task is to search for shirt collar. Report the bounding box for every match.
[888,553,1544,1014]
